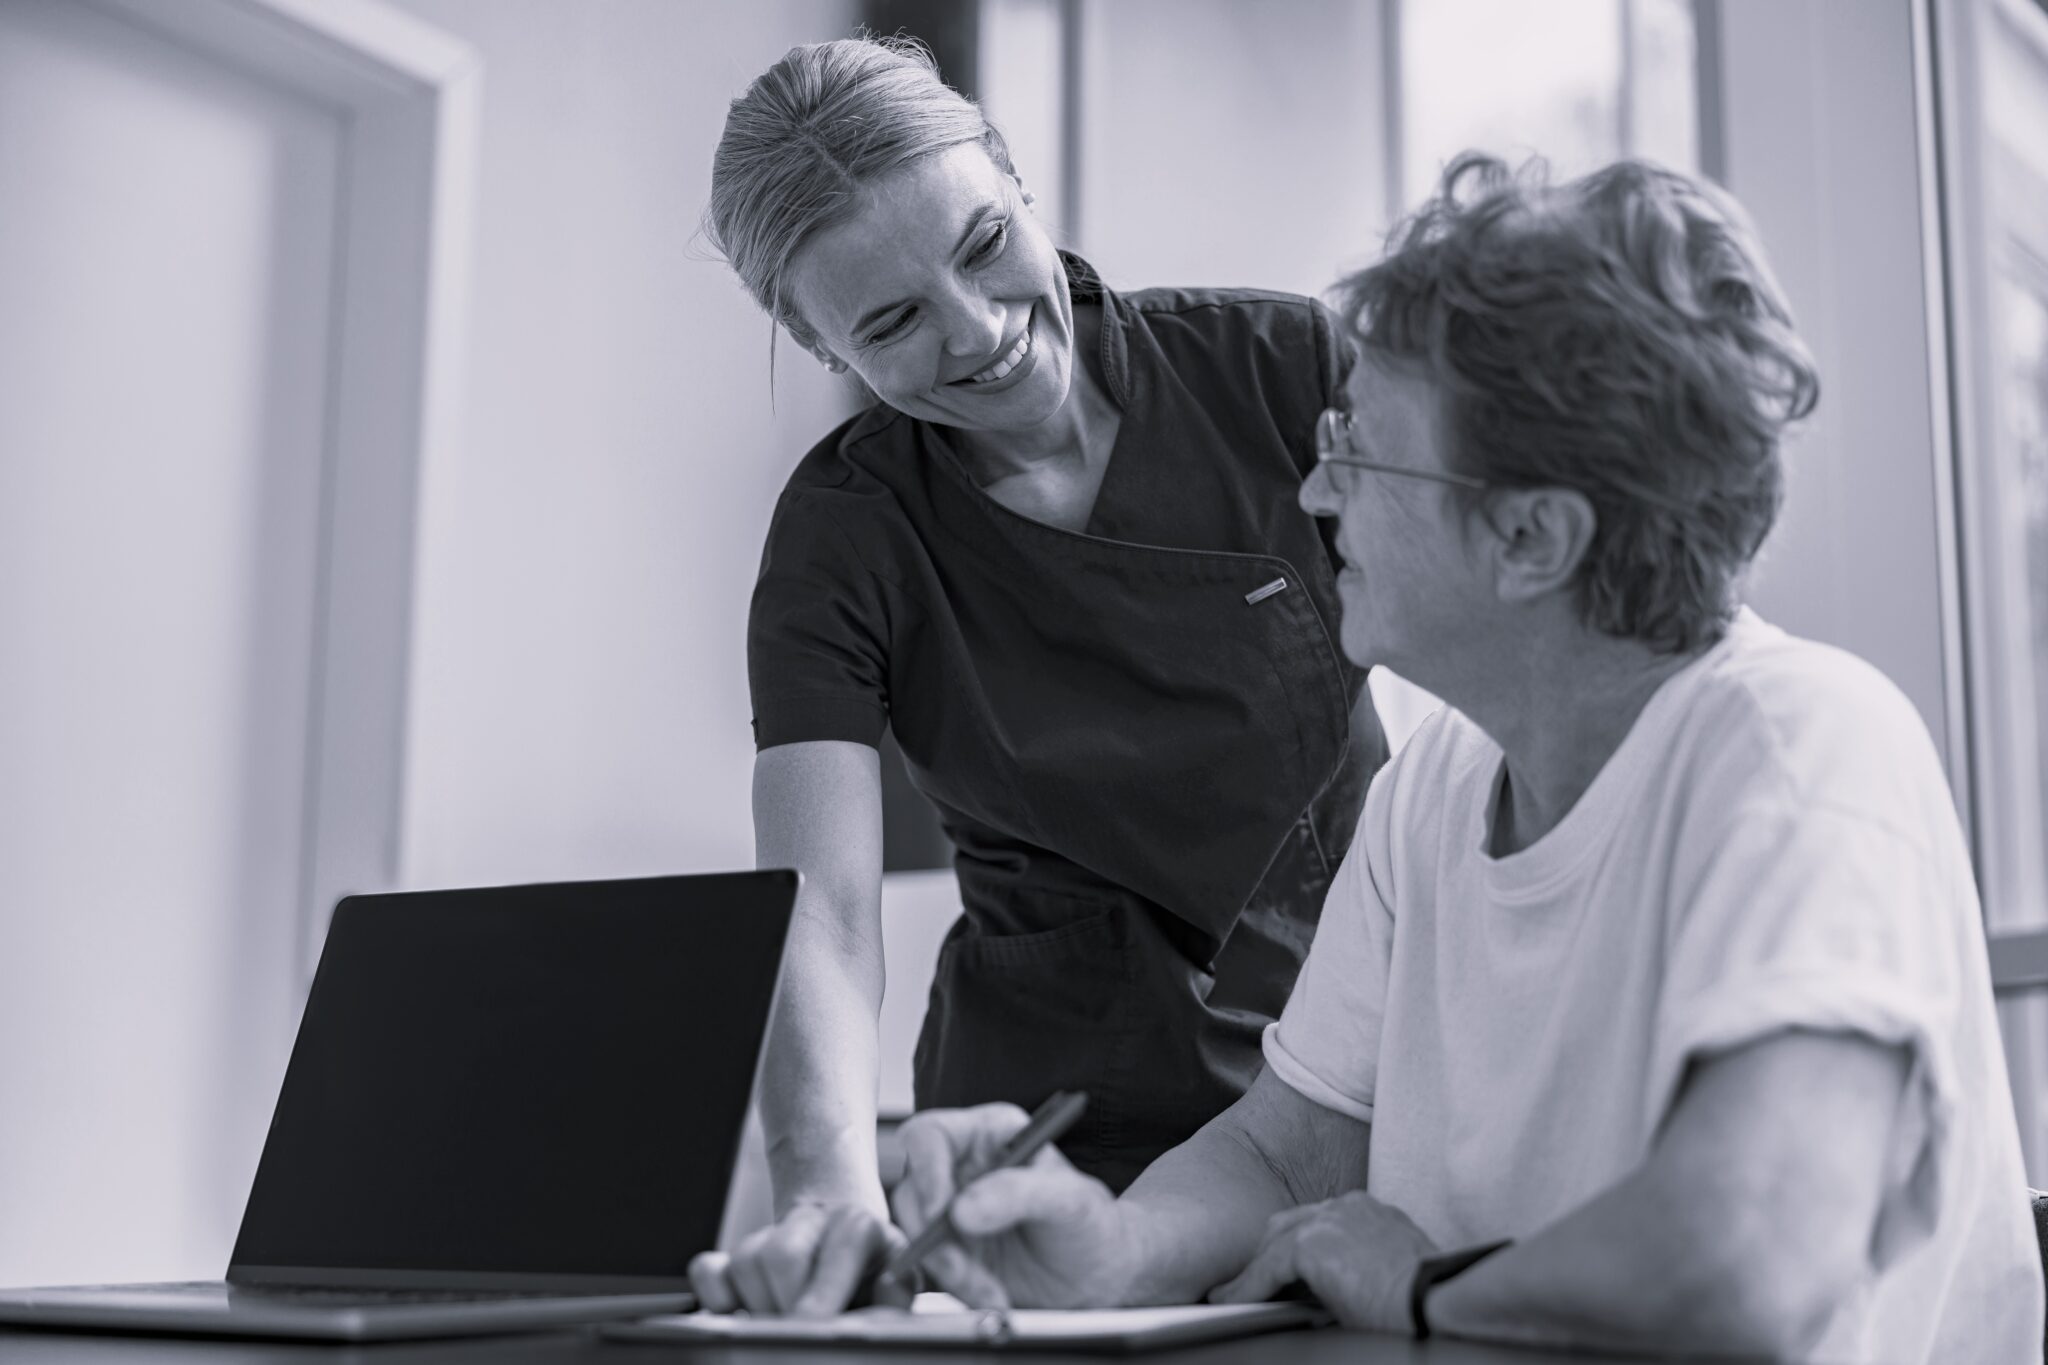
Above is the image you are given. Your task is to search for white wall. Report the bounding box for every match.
[382,0,860,889]
[0,0,341,1281]
[1072,0,1394,298]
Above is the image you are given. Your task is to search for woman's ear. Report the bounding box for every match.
[1485,486,1597,605]
[1011,172,1037,209]
[793,330,846,374]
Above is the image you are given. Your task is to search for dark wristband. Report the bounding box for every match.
[1408,1238,1512,1340]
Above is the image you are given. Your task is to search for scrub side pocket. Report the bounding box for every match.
[912,899,1139,1185]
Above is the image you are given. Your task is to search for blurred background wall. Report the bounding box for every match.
[4,0,2047,1285]
[388,0,855,894]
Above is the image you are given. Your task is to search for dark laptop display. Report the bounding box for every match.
[231,872,791,1288]
[0,869,797,1340]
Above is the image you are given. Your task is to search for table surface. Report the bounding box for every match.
[0,1323,1681,1364]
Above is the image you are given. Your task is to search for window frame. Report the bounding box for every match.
[1929,0,2048,991]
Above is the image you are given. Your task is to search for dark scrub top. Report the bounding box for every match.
[748,254,1388,1191]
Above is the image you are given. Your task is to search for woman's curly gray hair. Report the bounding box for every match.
[1331,153,1820,654]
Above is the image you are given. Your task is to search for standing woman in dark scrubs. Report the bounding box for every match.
[686,36,1386,1317]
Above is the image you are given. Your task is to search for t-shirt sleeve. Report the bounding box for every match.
[1262,755,1400,1124]
[747,490,891,750]
[1650,802,1964,1271]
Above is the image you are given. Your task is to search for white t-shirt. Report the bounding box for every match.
[1264,611,2042,1362]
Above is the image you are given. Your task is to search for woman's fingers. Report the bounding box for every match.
[887,1158,932,1241]
[922,1241,1013,1311]
[895,1119,960,1236]
[949,1164,1100,1237]
[897,1104,1031,1236]
[686,1250,739,1314]
[1208,1226,1302,1305]
[716,1204,832,1314]
[1209,1199,1339,1304]
[727,1246,784,1315]
[866,1267,917,1309]
[789,1206,893,1318]
[892,1104,1100,1314]
[1258,1200,1322,1242]
[757,1204,836,1311]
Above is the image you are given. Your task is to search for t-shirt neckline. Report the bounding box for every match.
[1476,610,1762,901]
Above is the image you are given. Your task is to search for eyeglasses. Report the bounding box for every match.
[1314,408,1491,491]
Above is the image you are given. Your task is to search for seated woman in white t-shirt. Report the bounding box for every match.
[882,154,2045,1361]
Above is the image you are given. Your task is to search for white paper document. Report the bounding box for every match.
[603,1292,1328,1352]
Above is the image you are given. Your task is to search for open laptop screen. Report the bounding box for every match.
[228,872,794,1288]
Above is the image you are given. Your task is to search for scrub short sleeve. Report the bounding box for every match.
[1650,803,1963,1273]
[1262,757,1399,1123]
[747,490,891,750]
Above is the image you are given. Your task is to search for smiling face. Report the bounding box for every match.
[784,142,1076,431]
[1300,355,1492,682]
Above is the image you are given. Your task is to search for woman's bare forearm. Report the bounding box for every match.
[750,741,891,1218]
[1113,1070,1373,1305]
[1423,1164,1810,1356]
[1429,1032,1907,1357]
[755,902,888,1216]
[1105,1123,1297,1304]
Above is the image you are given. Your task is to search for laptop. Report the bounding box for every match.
[0,869,797,1341]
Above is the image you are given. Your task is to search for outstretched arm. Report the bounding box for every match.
[690,741,895,1316]
[751,741,889,1218]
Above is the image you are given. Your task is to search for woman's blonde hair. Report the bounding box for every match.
[708,35,1016,354]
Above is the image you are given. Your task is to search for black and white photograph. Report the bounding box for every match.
[1,1,2046,1360]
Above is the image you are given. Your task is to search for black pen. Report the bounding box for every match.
[882,1090,1089,1287]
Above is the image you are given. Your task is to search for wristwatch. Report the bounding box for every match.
[1407,1239,1512,1339]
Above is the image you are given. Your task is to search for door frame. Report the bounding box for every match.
[84,0,481,976]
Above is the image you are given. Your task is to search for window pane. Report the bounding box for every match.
[1953,0,2048,1183]
[1962,0,2048,940]
[2001,264,2048,934]
[1401,0,1695,207]
[1999,993,2048,1182]
[1624,0,1699,170]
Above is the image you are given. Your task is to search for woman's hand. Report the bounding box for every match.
[687,1198,906,1317]
[890,1104,1133,1310]
[1208,1190,1437,1333]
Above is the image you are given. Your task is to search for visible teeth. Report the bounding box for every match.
[968,327,1031,383]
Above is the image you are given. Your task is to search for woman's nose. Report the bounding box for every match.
[939,293,1006,359]
[1299,461,1341,517]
